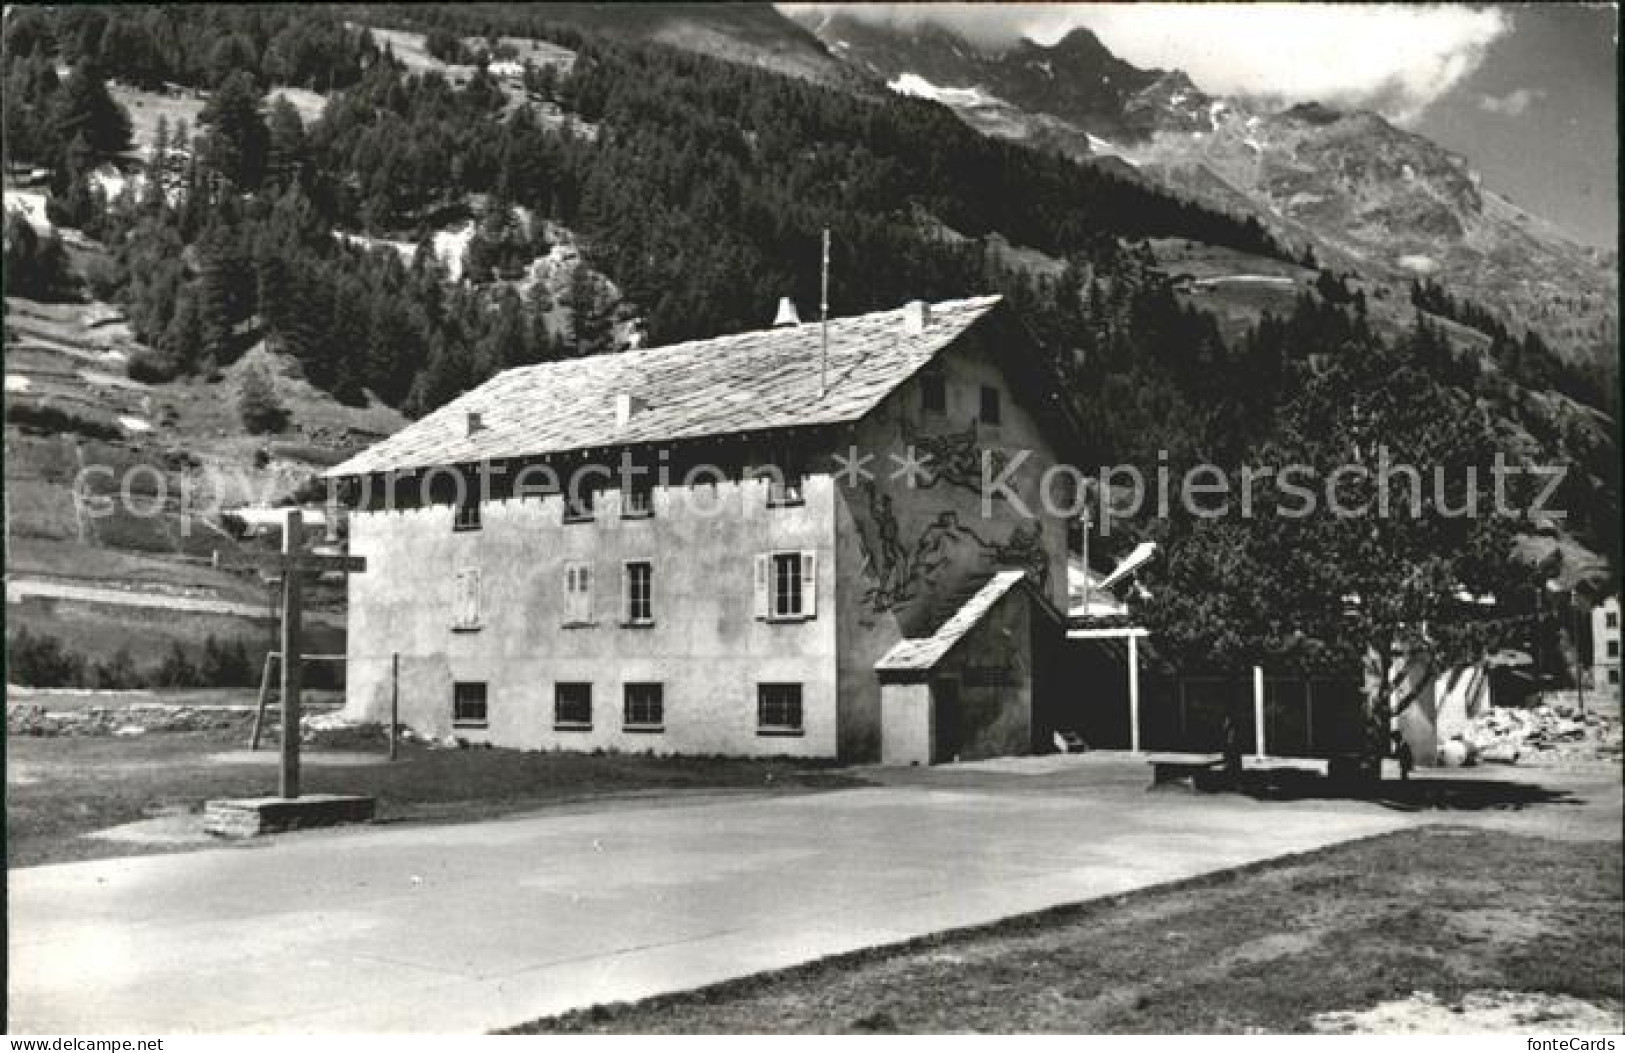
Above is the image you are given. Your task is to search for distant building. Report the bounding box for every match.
[1594,596,1621,691]
[327,297,1085,763]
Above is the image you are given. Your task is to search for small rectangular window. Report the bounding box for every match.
[453,681,488,727]
[767,463,804,508]
[623,682,663,730]
[979,385,1001,425]
[921,369,946,414]
[555,682,592,729]
[454,494,481,532]
[624,561,653,624]
[1608,640,1620,659]
[564,480,596,523]
[622,476,653,518]
[758,683,803,735]
[1608,612,1619,628]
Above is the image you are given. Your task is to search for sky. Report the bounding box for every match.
[785,3,1617,247]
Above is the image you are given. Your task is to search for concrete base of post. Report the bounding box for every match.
[203,794,376,838]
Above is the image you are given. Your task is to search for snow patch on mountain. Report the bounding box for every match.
[1087,134,1140,167]
[888,72,999,109]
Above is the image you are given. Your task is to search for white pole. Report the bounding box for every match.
[1253,665,1267,759]
[1128,633,1141,754]
[819,228,830,399]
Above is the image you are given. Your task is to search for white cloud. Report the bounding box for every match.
[786,3,1511,123]
[1478,87,1543,117]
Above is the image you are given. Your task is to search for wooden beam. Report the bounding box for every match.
[280,512,303,799]
[1128,632,1142,754]
[1253,665,1267,760]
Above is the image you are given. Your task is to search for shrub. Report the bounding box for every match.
[126,345,181,383]
[6,402,123,441]
[238,364,288,433]
[198,635,254,687]
[7,627,88,687]
[155,641,198,688]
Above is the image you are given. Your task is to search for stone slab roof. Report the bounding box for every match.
[874,570,1030,675]
[327,295,1002,477]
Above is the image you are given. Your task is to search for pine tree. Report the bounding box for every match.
[50,62,132,159]
[198,71,269,190]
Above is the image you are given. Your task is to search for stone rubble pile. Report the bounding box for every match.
[6,702,249,737]
[1460,700,1620,765]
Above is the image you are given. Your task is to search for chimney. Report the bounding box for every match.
[773,296,801,328]
[902,299,931,335]
[615,392,648,428]
[465,411,484,437]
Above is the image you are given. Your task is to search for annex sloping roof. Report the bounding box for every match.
[327,295,1003,477]
[874,570,1030,676]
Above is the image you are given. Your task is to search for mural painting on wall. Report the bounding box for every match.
[854,482,1050,618]
[912,421,1009,494]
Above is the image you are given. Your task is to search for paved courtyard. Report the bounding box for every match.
[9,754,1616,1033]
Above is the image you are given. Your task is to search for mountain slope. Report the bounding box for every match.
[800,13,1618,371]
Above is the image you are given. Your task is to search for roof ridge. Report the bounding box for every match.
[499,294,1003,383]
[327,294,1003,478]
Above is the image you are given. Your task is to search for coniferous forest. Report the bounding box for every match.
[1,3,1617,565]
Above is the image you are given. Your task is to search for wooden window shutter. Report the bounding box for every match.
[467,567,482,627]
[621,562,633,623]
[580,564,592,622]
[800,550,817,617]
[753,554,770,620]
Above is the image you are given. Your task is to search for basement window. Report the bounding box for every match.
[452,681,488,728]
[757,683,804,736]
[623,682,664,731]
[554,682,592,730]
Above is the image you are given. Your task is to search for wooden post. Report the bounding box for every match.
[280,511,303,799]
[214,509,366,801]
[1306,679,1317,756]
[389,651,399,761]
[1253,665,1267,759]
[1127,631,1141,754]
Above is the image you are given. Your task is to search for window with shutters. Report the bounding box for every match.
[623,561,653,625]
[623,682,663,730]
[554,682,592,729]
[757,683,803,735]
[452,681,488,727]
[452,567,482,631]
[563,561,593,625]
[755,550,817,622]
